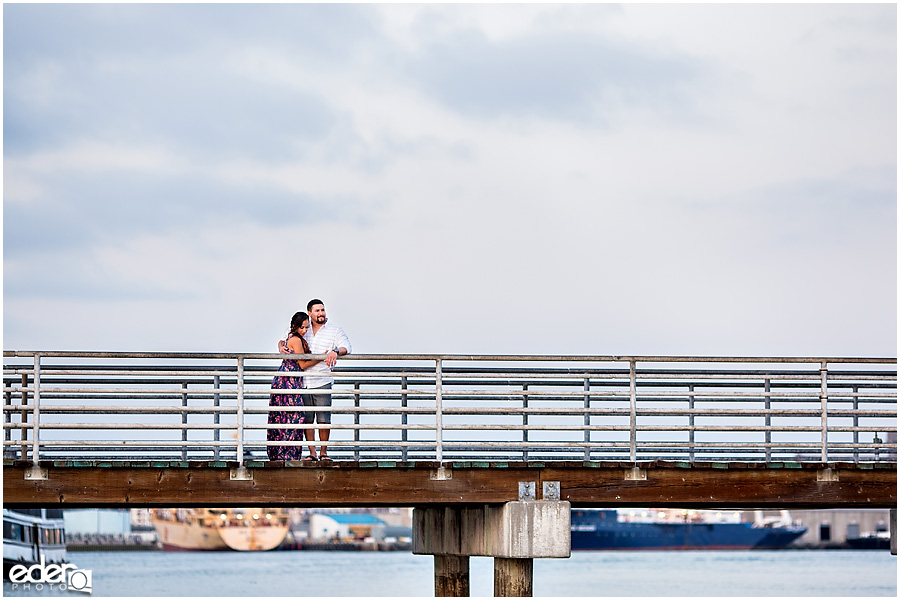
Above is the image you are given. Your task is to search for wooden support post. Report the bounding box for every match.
[494,557,533,597]
[891,508,896,556]
[434,555,470,597]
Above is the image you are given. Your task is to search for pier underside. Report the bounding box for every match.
[3,460,896,509]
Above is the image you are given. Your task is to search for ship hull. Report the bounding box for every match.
[159,543,225,552]
[152,517,228,551]
[571,510,806,551]
[845,535,891,550]
[151,508,289,552]
[218,526,289,551]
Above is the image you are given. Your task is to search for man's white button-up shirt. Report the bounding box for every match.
[303,321,351,388]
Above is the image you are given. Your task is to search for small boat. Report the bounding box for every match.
[150,508,290,551]
[571,508,807,550]
[3,508,67,580]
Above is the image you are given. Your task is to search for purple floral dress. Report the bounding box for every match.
[267,334,307,460]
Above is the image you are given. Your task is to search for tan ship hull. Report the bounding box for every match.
[217,525,289,551]
[153,517,227,551]
[151,508,289,552]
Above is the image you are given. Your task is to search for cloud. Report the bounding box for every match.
[2,3,895,358]
[2,164,378,258]
[4,43,341,163]
[403,29,710,125]
[2,3,380,64]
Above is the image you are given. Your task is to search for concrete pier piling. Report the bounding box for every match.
[413,499,571,597]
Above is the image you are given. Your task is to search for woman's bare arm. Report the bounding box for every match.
[286,337,322,369]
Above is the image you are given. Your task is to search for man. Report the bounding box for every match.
[280,298,351,461]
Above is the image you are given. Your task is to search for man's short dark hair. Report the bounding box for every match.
[307,298,324,312]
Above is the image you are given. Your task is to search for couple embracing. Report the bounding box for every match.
[267,298,351,462]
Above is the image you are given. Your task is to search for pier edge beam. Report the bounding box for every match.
[434,555,470,597]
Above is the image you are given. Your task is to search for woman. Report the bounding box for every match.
[267,312,322,461]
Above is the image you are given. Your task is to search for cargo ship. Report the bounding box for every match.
[150,508,290,551]
[571,508,806,550]
[3,508,67,580]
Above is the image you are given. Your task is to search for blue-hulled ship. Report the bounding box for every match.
[571,508,806,550]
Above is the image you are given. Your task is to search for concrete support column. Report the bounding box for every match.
[890,508,896,556]
[434,555,470,597]
[494,557,533,597]
[413,501,570,558]
[414,501,569,598]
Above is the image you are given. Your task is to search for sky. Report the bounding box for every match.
[3,3,897,358]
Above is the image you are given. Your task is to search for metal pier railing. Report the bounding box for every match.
[3,352,896,466]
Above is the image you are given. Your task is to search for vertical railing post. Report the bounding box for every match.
[20,373,29,461]
[852,385,859,464]
[24,354,48,479]
[688,384,695,463]
[629,359,637,463]
[764,379,771,463]
[4,378,11,456]
[236,356,245,465]
[213,375,221,461]
[32,354,41,466]
[435,359,443,463]
[181,382,189,461]
[522,383,529,462]
[820,361,828,463]
[401,374,408,462]
[5,377,14,459]
[583,377,590,461]
[353,382,361,461]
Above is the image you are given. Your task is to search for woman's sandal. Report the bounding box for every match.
[302,455,318,462]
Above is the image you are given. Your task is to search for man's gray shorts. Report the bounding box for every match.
[304,383,332,424]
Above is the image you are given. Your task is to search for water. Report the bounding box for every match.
[3,550,896,597]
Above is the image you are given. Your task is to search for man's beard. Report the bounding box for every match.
[317,316,327,324]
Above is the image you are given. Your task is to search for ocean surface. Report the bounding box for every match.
[3,549,896,597]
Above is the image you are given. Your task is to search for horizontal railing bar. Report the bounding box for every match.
[2,440,437,448]
[8,362,896,372]
[6,379,896,393]
[7,422,895,433]
[7,381,896,392]
[3,423,438,431]
[7,398,897,410]
[0,405,440,414]
[6,368,896,378]
[4,405,895,419]
[5,400,897,413]
[10,446,892,455]
[6,422,891,431]
[6,365,897,379]
[6,388,897,402]
[0,439,867,449]
[6,351,897,363]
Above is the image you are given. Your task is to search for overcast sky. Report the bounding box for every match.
[3,3,897,357]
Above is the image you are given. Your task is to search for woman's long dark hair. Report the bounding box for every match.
[289,311,309,336]
[288,312,312,355]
